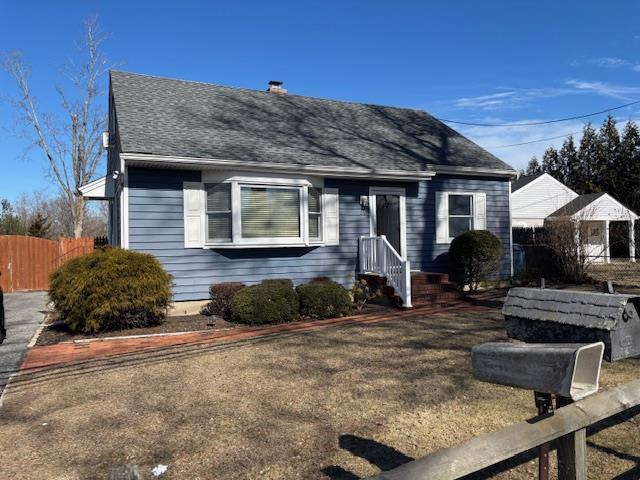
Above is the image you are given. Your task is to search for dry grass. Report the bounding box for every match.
[587,261,640,287]
[1,307,639,479]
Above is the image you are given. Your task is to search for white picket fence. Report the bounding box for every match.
[359,236,412,307]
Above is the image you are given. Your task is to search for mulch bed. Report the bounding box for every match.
[36,303,393,346]
[36,314,237,346]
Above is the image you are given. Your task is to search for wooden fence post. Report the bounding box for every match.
[556,396,587,480]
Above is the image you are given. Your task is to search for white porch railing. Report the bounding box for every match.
[359,235,412,308]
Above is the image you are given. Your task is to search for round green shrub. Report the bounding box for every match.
[296,279,352,319]
[448,230,502,292]
[49,248,172,333]
[230,279,299,325]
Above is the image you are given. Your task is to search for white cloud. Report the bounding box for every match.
[576,56,640,72]
[564,80,640,99]
[453,92,517,109]
[458,116,638,171]
[457,121,585,170]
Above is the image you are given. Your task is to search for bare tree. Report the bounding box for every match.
[2,17,108,237]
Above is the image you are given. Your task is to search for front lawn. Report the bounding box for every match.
[1,307,639,479]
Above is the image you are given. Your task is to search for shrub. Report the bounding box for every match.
[448,230,502,292]
[201,282,245,318]
[350,278,382,311]
[296,279,352,319]
[230,279,299,325]
[49,248,172,333]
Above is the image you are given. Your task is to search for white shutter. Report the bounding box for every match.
[324,188,339,245]
[474,192,487,230]
[435,192,449,243]
[183,181,203,248]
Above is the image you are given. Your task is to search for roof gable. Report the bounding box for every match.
[109,71,514,174]
[549,192,638,220]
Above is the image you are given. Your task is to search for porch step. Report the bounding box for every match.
[411,271,449,284]
[359,272,463,309]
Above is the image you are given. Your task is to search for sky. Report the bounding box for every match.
[2,0,640,201]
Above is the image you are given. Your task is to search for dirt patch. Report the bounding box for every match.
[2,307,639,479]
[36,314,237,346]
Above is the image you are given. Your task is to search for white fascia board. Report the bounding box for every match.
[428,164,517,178]
[122,153,436,181]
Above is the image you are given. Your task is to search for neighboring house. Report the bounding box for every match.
[511,173,578,228]
[510,173,637,263]
[547,192,637,263]
[82,71,516,305]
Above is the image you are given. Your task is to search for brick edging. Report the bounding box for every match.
[20,302,489,371]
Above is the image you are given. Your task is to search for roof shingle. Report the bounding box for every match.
[110,71,514,173]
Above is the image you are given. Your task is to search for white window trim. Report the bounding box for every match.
[436,191,487,244]
[368,186,407,259]
[201,177,327,248]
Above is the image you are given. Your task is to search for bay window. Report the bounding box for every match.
[199,179,332,247]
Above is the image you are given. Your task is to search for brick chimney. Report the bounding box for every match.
[267,80,287,94]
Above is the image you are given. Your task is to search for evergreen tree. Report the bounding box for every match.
[559,135,579,190]
[598,115,621,193]
[619,121,640,212]
[541,147,562,182]
[0,199,26,235]
[577,123,600,194]
[27,211,51,238]
[526,156,542,174]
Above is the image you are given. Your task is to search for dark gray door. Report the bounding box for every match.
[376,194,401,254]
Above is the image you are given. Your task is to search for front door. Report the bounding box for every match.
[376,194,401,253]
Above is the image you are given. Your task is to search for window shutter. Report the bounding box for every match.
[183,182,203,248]
[324,188,339,245]
[435,192,449,243]
[474,193,487,230]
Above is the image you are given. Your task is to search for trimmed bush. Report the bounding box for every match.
[201,282,246,318]
[448,230,502,291]
[296,279,352,319]
[230,279,299,325]
[49,248,172,333]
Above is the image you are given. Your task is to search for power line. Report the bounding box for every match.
[487,131,582,149]
[438,99,640,127]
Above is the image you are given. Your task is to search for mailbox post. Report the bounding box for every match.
[472,341,604,480]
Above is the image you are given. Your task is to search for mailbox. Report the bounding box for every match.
[472,342,604,400]
[503,288,640,362]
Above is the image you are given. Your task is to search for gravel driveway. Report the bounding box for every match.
[0,291,48,398]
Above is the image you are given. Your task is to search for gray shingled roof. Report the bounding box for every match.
[511,172,545,192]
[110,71,513,173]
[548,193,605,217]
[503,287,637,330]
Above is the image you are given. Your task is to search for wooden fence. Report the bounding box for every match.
[369,378,640,480]
[0,235,94,292]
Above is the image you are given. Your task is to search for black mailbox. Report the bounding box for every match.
[504,287,640,362]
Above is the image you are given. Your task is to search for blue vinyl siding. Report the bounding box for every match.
[128,167,511,301]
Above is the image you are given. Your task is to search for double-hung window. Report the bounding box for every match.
[448,194,474,238]
[206,183,232,242]
[198,179,335,247]
[308,187,323,242]
[436,191,486,243]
